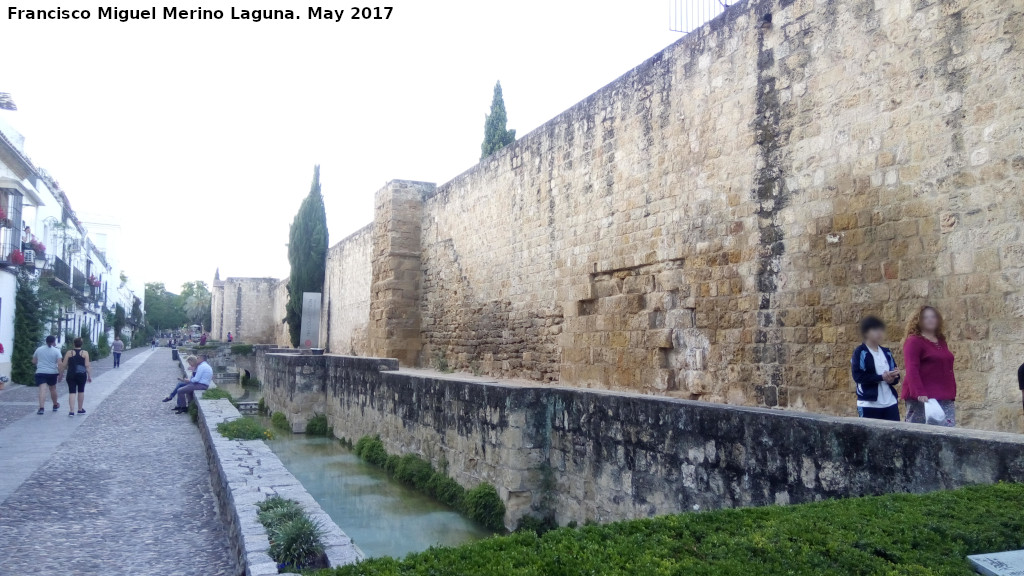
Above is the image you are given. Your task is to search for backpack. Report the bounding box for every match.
[68,350,87,377]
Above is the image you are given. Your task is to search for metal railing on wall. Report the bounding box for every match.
[669,0,730,34]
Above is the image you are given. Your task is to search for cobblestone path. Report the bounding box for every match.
[0,349,237,576]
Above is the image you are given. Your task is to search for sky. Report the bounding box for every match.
[2,0,688,293]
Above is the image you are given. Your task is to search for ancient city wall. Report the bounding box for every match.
[211,277,285,344]
[218,0,1024,432]
[320,224,373,355]
[256,350,1024,528]
[407,0,1024,431]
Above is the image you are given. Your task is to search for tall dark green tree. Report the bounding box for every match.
[11,271,43,384]
[481,81,516,159]
[285,165,329,347]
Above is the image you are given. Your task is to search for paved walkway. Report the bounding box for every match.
[0,349,237,576]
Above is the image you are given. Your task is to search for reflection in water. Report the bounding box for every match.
[261,424,493,558]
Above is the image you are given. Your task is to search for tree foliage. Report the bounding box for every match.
[181,280,212,329]
[12,271,43,384]
[143,282,187,330]
[480,81,516,159]
[285,165,329,347]
[113,303,126,338]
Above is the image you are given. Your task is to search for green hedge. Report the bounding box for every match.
[272,411,290,431]
[231,343,255,356]
[352,436,506,531]
[306,414,331,436]
[307,483,1024,576]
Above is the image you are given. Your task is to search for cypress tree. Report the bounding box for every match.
[480,81,517,159]
[12,271,43,384]
[285,165,329,347]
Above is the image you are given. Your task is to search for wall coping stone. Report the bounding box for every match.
[195,395,364,575]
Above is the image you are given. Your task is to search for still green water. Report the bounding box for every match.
[260,421,493,558]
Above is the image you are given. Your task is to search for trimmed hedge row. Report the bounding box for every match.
[352,436,506,531]
[307,483,1024,576]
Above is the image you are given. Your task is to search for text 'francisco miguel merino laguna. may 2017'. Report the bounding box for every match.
[6,6,393,23]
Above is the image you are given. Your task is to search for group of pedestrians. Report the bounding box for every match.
[852,305,959,426]
[33,335,127,416]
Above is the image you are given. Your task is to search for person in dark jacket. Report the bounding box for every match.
[851,316,901,421]
[1018,362,1024,414]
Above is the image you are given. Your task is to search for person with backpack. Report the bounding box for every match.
[851,316,901,421]
[59,338,92,417]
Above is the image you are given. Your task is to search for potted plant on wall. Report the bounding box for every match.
[9,249,25,266]
[30,239,46,258]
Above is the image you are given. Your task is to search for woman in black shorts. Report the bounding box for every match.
[60,338,92,416]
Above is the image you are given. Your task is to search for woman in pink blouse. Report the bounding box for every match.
[901,306,957,426]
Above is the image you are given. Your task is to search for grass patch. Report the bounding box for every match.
[217,416,273,440]
[352,435,506,531]
[256,496,328,571]
[306,414,331,436]
[305,483,1024,576]
[271,411,290,431]
[230,343,255,356]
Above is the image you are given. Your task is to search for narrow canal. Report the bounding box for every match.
[258,419,493,558]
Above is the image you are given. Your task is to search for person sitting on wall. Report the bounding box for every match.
[174,354,212,414]
[851,316,901,421]
[163,356,198,404]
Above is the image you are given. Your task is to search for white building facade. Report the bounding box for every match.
[0,102,142,381]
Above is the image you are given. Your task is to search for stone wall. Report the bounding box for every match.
[211,277,284,344]
[320,224,372,355]
[216,0,1024,432]
[257,350,1024,528]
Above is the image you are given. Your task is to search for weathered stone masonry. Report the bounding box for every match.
[256,349,1024,528]
[220,0,1024,432]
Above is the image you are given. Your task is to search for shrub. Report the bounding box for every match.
[188,401,198,423]
[201,387,233,402]
[257,396,267,415]
[515,514,557,536]
[256,496,327,571]
[97,334,111,359]
[351,435,504,531]
[305,483,1024,576]
[217,417,273,440]
[306,414,330,436]
[463,483,506,531]
[230,343,255,356]
[271,411,290,431]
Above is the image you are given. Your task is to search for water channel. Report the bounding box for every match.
[256,417,493,558]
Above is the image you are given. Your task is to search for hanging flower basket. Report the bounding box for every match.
[9,249,25,266]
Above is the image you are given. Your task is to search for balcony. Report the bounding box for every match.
[0,223,21,267]
[72,267,88,297]
[47,256,72,287]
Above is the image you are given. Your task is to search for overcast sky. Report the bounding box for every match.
[2,0,686,293]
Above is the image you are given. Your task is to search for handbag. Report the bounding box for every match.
[924,399,945,424]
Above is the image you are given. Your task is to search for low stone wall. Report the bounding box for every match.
[195,395,363,575]
[257,350,1024,528]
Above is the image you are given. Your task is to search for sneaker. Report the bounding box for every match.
[162,396,173,402]
[69,412,75,417]
[77,409,86,414]
[53,403,60,412]
[37,408,44,415]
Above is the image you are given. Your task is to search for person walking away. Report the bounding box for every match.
[59,338,92,417]
[226,332,233,343]
[111,335,125,368]
[851,316,901,421]
[175,354,212,414]
[33,335,62,414]
[199,332,207,346]
[901,306,957,426]
[164,356,199,404]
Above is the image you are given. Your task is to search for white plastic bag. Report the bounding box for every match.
[924,399,945,424]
